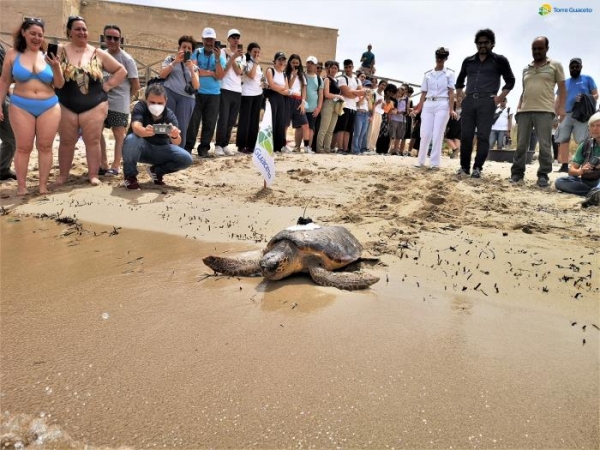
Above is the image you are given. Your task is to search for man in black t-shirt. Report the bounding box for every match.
[122,85,192,190]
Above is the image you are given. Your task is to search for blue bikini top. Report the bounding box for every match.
[12,53,53,84]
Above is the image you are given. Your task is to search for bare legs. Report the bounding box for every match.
[100,125,126,171]
[57,102,108,185]
[9,102,60,195]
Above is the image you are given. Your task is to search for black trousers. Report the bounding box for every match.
[459,95,496,172]
[236,93,263,151]
[268,92,290,151]
[185,93,220,153]
[215,89,242,148]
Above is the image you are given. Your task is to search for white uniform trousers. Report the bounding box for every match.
[418,100,450,167]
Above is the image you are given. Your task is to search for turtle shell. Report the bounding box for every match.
[265,225,362,269]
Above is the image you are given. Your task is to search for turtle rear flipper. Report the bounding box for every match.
[308,267,379,290]
[203,255,262,276]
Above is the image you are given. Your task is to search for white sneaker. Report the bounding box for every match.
[281,146,292,153]
[222,146,236,156]
[214,146,225,157]
[304,146,314,154]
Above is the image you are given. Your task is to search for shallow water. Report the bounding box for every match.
[1,217,598,449]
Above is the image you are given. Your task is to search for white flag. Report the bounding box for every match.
[252,100,276,186]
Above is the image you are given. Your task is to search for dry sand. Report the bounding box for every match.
[0,135,599,449]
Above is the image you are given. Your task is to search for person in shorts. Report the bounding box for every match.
[100,24,140,176]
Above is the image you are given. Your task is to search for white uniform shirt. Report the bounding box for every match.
[421,68,455,99]
[373,90,385,114]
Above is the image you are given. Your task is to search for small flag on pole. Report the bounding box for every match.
[252,100,276,187]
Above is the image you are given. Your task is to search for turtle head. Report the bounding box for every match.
[260,241,296,280]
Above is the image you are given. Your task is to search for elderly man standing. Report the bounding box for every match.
[100,24,140,176]
[555,58,598,173]
[456,28,515,179]
[510,36,566,187]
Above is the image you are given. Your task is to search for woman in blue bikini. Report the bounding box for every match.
[0,17,64,195]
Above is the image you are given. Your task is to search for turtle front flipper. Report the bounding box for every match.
[203,255,262,276]
[308,267,379,290]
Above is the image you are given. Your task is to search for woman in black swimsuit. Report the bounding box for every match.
[55,16,126,186]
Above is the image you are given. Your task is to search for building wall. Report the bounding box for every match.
[1,0,338,79]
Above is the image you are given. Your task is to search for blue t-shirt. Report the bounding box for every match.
[565,75,597,112]
[193,48,227,95]
[305,75,322,112]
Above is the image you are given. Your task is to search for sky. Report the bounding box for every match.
[109,0,598,109]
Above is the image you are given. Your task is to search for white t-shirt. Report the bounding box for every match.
[290,73,305,96]
[242,59,263,96]
[373,90,385,114]
[269,67,287,88]
[221,54,245,93]
[337,73,360,111]
[492,107,510,131]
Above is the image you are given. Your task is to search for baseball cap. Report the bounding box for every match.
[274,51,286,61]
[306,56,318,65]
[569,57,582,66]
[227,28,241,38]
[362,80,372,87]
[202,27,216,39]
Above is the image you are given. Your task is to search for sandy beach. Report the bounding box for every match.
[0,136,599,449]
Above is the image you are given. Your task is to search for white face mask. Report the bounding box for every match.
[148,104,165,117]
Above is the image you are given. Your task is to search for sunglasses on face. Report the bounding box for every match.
[105,35,120,41]
[317,66,323,70]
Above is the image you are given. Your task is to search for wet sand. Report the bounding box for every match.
[1,215,598,449]
[1,147,599,448]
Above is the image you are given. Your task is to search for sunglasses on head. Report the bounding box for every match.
[23,17,44,26]
[104,35,120,41]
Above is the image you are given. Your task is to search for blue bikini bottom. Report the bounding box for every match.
[10,94,59,117]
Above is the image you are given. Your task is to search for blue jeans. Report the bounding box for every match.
[122,134,193,178]
[489,130,507,150]
[352,111,370,154]
[555,176,599,196]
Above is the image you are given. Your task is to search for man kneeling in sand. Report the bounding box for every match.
[555,111,600,206]
[122,84,192,190]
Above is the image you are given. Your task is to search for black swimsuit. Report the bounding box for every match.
[56,50,107,114]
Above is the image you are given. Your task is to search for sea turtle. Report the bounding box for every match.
[203,223,379,290]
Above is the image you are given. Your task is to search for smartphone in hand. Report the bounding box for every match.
[47,43,58,58]
[184,51,191,62]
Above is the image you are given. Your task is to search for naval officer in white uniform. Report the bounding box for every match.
[412,47,457,169]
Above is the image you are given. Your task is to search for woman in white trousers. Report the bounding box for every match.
[412,47,457,169]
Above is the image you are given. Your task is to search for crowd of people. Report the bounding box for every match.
[0,18,598,204]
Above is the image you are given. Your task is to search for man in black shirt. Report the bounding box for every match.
[455,29,515,178]
[122,85,192,190]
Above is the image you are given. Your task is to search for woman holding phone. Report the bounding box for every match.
[0,17,64,195]
[160,35,200,148]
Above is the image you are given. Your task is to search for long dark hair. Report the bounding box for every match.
[245,42,260,62]
[14,18,45,52]
[285,54,305,84]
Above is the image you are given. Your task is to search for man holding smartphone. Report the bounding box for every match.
[214,28,245,157]
[185,27,226,158]
[100,24,140,176]
[122,84,192,190]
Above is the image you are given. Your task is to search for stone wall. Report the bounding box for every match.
[1,0,338,80]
